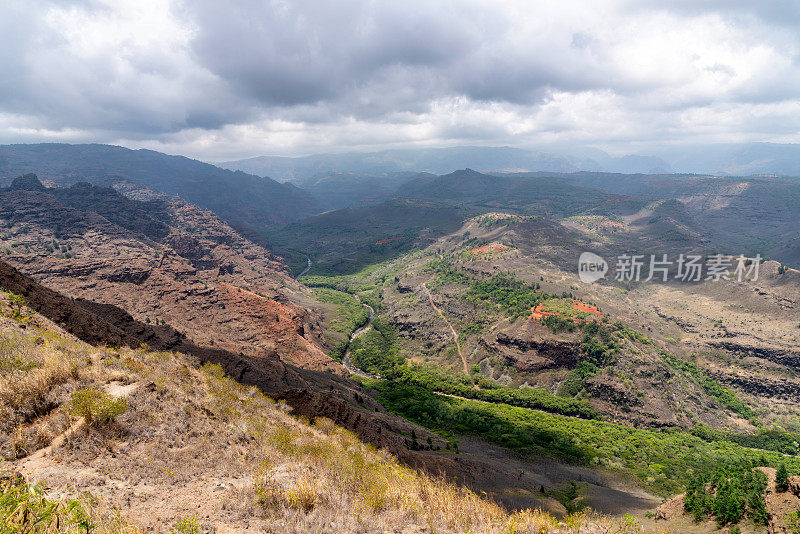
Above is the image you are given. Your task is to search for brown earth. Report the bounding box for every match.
[1,259,658,516]
[373,212,800,429]
[0,176,342,374]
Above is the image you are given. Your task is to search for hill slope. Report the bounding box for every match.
[266,198,474,274]
[0,175,338,372]
[0,143,322,231]
[400,168,646,219]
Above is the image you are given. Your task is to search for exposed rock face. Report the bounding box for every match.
[0,176,343,375]
[708,371,800,400]
[584,375,642,407]
[709,340,800,369]
[490,331,581,371]
[789,476,800,497]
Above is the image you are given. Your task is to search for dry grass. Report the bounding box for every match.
[0,301,663,533]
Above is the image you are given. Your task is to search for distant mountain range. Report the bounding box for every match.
[220,146,673,181]
[0,143,322,233]
[221,142,800,181]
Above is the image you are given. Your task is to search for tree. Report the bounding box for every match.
[777,463,790,492]
[7,293,26,319]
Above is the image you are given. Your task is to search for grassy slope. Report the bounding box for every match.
[0,292,649,533]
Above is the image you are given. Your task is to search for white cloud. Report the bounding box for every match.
[1,0,800,160]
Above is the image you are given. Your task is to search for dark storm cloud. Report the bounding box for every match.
[183,0,487,107]
[182,0,622,112]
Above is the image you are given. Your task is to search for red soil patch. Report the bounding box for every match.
[529,300,602,322]
[375,237,402,245]
[529,303,557,321]
[470,243,511,255]
[571,300,601,315]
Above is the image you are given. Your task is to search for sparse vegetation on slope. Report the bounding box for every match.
[0,291,654,533]
[661,351,757,421]
[373,383,800,496]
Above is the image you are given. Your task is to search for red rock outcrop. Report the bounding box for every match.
[0,178,344,375]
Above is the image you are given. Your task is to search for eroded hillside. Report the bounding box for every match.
[0,175,339,374]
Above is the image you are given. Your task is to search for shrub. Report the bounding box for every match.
[777,463,789,492]
[684,462,768,526]
[171,516,200,534]
[788,509,800,534]
[6,292,27,320]
[69,386,128,425]
[0,476,92,531]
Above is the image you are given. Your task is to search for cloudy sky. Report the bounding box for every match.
[2,0,800,161]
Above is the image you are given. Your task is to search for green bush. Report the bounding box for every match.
[171,516,200,534]
[777,463,790,492]
[788,509,800,534]
[69,386,128,425]
[0,476,92,532]
[6,292,27,320]
[372,381,800,495]
[691,425,800,456]
[684,462,768,526]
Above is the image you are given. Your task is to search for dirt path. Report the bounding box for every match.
[421,280,469,374]
[18,381,139,474]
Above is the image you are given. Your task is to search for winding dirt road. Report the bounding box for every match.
[421,280,469,374]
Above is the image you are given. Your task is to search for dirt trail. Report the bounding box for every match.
[18,381,139,474]
[421,280,469,374]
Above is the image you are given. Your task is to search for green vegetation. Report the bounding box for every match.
[347,318,600,418]
[349,319,404,376]
[684,462,768,526]
[0,476,93,532]
[396,365,599,419]
[661,352,756,421]
[788,509,800,534]
[371,382,800,495]
[171,517,200,534]
[558,321,621,398]
[691,425,800,456]
[302,270,382,311]
[613,322,652,344]
[463,272,547,318]
[308,287,370,361]
[69,386,128,425]
[6,292,27,320]
[777,462,790,492]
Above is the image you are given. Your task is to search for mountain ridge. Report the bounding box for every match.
[0,143,323,232]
